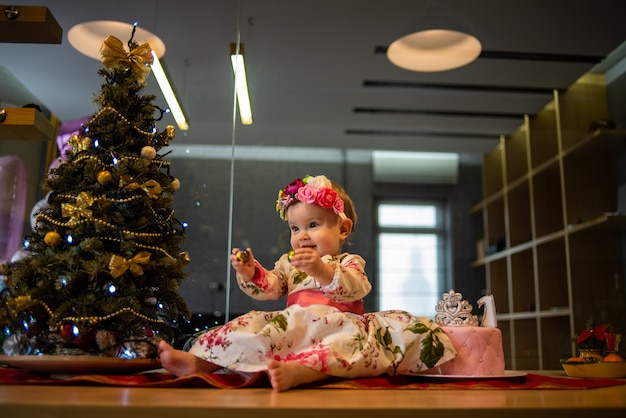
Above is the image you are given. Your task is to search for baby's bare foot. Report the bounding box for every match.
[266,358,328,392]
[158,340,219,377]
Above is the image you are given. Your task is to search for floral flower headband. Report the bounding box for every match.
[276,175,345,221]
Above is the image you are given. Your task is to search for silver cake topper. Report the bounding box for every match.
[435,290,478,326]
[435,290,497,327]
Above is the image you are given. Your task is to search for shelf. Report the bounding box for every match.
[472,214,626,267]
[0,5,62,44]
[566,213,626,235]
[473,73,626,370]
[497,307,571,321]
[0,107,54,141]
[561,129,626,159]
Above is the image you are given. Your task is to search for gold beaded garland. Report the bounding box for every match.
[72,154,171,172]
[33,299,164,325]
[100,236,176,260]
[90,106,155,138]
[38,212,162,237]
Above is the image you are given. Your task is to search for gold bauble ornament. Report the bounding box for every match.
[44,231,62,246]
[141,146,157,159]
[165,125,175,143]
[171,178,181,191]
[97,170,113,185]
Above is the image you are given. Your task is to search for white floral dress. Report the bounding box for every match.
[188,252,457,377]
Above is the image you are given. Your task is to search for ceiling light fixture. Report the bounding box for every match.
[150,51,189,130]
[68,20,189,130]
[386,3,481,72]
[230,43,253,125]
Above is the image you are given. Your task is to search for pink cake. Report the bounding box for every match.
[423,290,505,376]
[436,326,505,376]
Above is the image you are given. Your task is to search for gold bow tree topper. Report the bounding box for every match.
[100,35,153,83]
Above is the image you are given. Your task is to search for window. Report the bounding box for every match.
[376,201,447,317]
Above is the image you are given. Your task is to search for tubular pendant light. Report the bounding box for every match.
[68,21,189,130]
[230,43,253,125]
[150,51,189,130]
[387,3,481,72]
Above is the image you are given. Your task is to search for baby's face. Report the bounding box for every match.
[286,202,344,257]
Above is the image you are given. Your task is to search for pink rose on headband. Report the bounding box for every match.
[316,188,337,209]
[332,196,344,215]
[296,184,317,203]
[285,178,305,195]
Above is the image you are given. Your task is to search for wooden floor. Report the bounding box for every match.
[1,371,626,418]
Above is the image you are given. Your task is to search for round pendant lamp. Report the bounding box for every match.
[68,20,166,60]
[387,9,481,72]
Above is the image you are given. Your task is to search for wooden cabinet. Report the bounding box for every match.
[472,74,626,370]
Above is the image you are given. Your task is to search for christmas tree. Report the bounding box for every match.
[0,31,191,359]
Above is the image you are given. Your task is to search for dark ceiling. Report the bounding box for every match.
[2,0,626,159]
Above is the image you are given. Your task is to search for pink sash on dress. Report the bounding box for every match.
[287,289,364,315]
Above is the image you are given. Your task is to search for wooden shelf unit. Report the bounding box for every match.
[473,73,626,370]
[0,107,54,141]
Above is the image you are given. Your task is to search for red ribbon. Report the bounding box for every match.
[577,324,607,344]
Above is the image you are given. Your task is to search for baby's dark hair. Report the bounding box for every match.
[331,180,357,231]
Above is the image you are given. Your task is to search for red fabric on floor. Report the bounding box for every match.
[1,367,625,389]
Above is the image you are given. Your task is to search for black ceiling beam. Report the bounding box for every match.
[353,107,524,119]
[479,50,603,63]
[345,129,499,139]
[374,46,603,63]
[362,80,557,95]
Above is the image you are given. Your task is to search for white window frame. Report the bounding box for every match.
[375,199,448,317]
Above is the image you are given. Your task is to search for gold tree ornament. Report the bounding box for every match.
[108,251,152,279]
[6,295,35,314]
[99,35,153,83]
[124,179,161,199]
[44,231,62,246]
[141,146,157,159]
[180,251,191,264]
[97,170,113,185]
[170,178,180,191]
[67,134,92,154]
[67,134,81,153]
[164,125,175,143]
[61,192,94,222]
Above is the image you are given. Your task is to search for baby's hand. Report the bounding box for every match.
[230,247,256,281]
[289,248,330,282]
